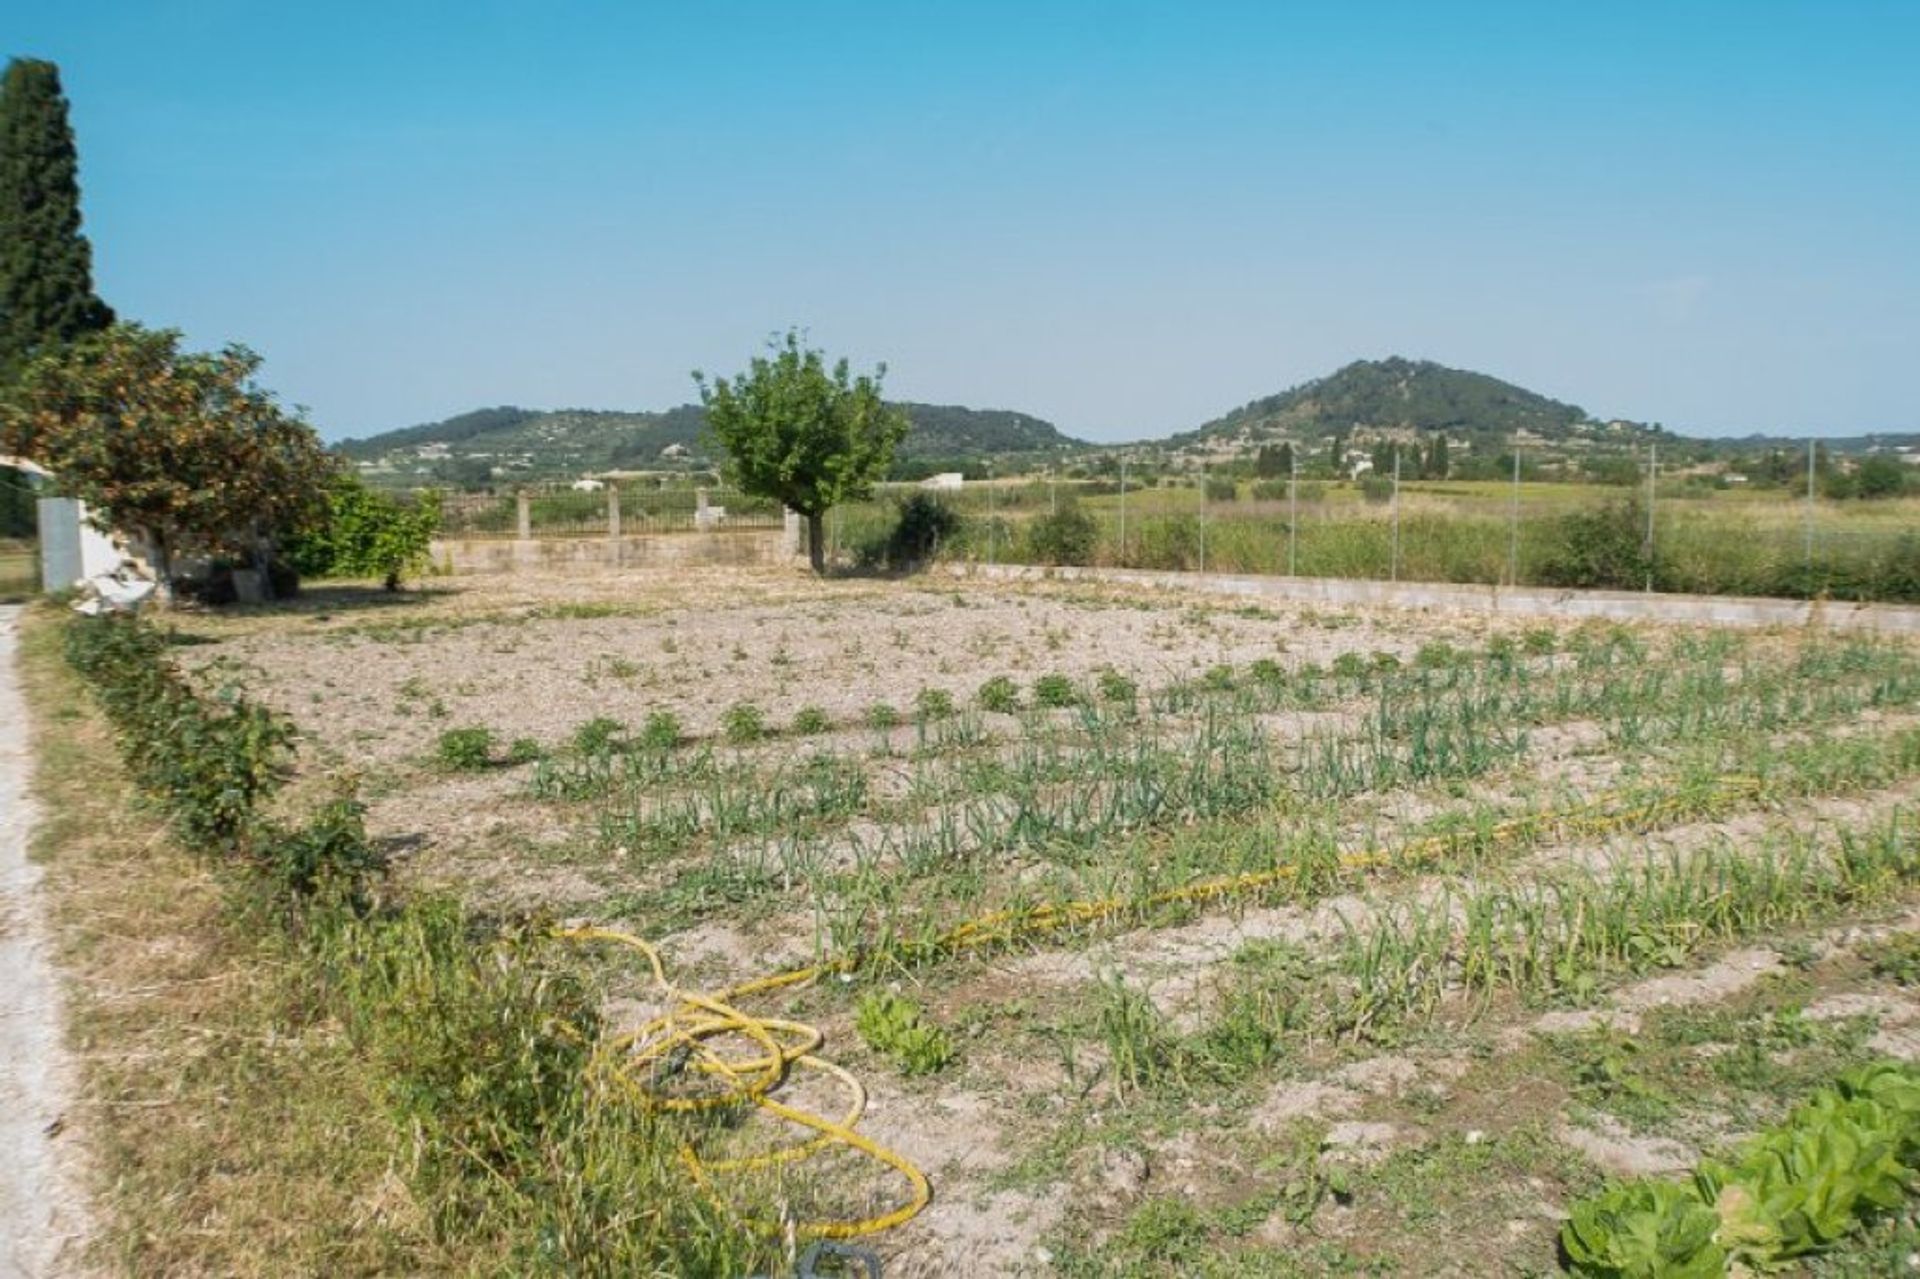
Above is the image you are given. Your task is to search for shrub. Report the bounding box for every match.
[865,702,901,731]
[1200,664,1237,691]
[721,702,767,745]
[506,738,542,765]
[790,705,831,735]
[1203,477,1237,502]
[976,675,1020,713]
[1250,479,1287,502]
[1360,475,1394,504]
[913,687,955,721]
[1025,504,1100,566]
[437,727,495,771]
[1249,657,1284,686]
[854,990,955,1075]
[1032,673,1077,708]
[283,474,440,591]
[638,710,682,751]
[1415,641,1461,669]
[1537,501,1652,591]
[882,493,963,570]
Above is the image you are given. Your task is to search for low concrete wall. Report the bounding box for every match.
[952,563,1920,634]
[435,529,792,575]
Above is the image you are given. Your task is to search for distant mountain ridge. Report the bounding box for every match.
[339,400,1083,481]
[1168,357,1657,452]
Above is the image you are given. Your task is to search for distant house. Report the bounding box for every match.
[660,443,690,460]
[921,472,965,491]
[570,478,605,492]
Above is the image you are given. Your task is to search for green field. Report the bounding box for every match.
[828,479,1920,604]
[0,540,37,600]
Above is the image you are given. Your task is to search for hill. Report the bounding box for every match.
[1166,357,1657,456]
[339,401,1082,485]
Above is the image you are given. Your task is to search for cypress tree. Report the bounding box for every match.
[0,58,113,380]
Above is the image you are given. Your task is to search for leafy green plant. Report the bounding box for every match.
[721,702,766,745]
[790,705,831,735]
[976,675,1020,713]
[1561,1179,1724,1278]
[854,990,954,1076]
[1024,503,1099,566]
[436,726,494,771]
[913,687,954,721]
[570,716,625,755]
[865,702,901,731]
[506,737,542,765]
[638,710,682,751]
[1032,673,1077,708]
[1096,668,1137,705]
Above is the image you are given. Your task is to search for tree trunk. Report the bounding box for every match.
[807,510,826,575]
[149,534,174,608]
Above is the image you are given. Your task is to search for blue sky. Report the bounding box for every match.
[11,2,1919,441]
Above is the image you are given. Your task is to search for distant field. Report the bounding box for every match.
[0,540,36,600]
[820,480,1920,603]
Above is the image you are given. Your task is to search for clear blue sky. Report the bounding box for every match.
[12,1,1919,441]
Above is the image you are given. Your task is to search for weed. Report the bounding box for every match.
[436,726,494,771]
[790,705,831,735]
[571,716,625,755]
[866,702,902,731]
[913,687,955,722]
[1032,673,1078,708]
[639,710,682,751]
[977,675,1020,713]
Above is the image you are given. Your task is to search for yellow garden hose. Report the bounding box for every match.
[556,925,932,1241]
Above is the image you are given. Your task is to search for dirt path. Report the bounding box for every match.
[0,605,86,1276]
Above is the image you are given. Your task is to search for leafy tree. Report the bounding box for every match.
[0,324,335,601]
[0,463,35,538]
[0,59,112,380]
[1853,453,1909,500]
[284,473,440,590]
[1424,432,1450,479]
[695,331,908,573]
[1254,441,1293,478]
[1026,503,1099,565]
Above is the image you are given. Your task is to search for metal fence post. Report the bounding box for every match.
[1645,442,1657,593]
[1508,442,1520,587]
[1118,459,1128,566]
[516,489,531,541]
[1288,448,1298,577]
[1805,438,1816,578]
[1390,447,1401,583]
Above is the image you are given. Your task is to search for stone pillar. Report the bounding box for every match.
[695,487,711,531]
[607,484,622,567]
[781,507,802,557]
[516,489,532,541]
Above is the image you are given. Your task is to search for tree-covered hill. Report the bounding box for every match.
[338,401,1081,485]
[1168,357,1653,454]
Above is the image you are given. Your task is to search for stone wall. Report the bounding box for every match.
[434,528,794,575]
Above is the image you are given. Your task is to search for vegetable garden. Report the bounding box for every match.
[47,565,1920,1275]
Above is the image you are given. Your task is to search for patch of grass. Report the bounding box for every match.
[790,705,830,735]
[570,716,625,754]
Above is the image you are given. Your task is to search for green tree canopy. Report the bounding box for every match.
[0,58,112,379]
[695,331,908,572]
[284,472,440,590]
[0,324,335,600]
